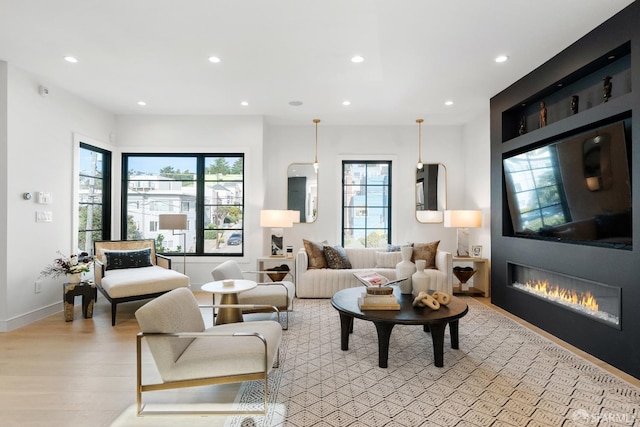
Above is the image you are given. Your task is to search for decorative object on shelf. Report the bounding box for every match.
[571,95,579,114]
[265,264,290,281]
[539,101,547,128]
[312,119,320,172]
[41,251,93,279]
[158,213,188,275]
[471,245,483,258]
[453,266,477,291]
[366,286,394,296]
[412,260,429,293]
[603,75,612,102]
[412,290,440,309]
[518,116,526,135]
[444,210,483,257]
[260,210,294,257]
[416,118,424,170]
[396,246,416,294]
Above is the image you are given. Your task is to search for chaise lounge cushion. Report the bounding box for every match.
[101,265,189,299]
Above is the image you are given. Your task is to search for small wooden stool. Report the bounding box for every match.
[63,281,97,321]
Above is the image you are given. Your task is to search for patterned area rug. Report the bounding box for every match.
[226,297,640,427]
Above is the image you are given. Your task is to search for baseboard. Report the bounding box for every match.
[0,302,62,332]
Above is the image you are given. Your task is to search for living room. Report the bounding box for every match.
[1,1,639,425]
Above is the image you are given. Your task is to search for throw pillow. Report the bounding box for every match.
[324,245,352,269]
[375,251,403,268]
[104,248,153,271]
[412,240,440,268]
[303,239,328,269]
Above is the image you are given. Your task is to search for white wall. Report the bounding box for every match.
[2,65,116,331]
[114,115,266,286]
[462,107,491,260]
[264,124,465,256]
[0,62,8,322]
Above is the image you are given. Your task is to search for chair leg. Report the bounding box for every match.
[111,303,117,326]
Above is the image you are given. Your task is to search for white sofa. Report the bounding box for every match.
[295,247,452,298]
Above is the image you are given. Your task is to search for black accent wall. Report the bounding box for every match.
[490,1,640,379]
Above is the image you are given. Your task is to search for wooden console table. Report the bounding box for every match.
[452,257,490,297]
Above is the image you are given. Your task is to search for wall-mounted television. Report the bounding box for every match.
[503,117,632,250]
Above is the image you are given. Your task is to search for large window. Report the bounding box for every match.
[342,161,391,248]
[78,143,111,254]
[122,154,244,256]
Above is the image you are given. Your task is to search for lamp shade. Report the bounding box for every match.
[159,213,188,230]
[260,210,294,228]
[289,210,301,224]
[443,210,482,228]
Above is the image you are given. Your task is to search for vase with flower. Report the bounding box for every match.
[41,251,93,283]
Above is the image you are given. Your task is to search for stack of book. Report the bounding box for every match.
[358,291,400,310]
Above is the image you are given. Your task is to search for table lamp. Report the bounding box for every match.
[158,213,188,274]
[444,210,482,257]
[260,210,294,257]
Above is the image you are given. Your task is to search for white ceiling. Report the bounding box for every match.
[0,0,634,126]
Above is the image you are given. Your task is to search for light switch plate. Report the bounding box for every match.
[37,192,52,204]
[36,211,53,222]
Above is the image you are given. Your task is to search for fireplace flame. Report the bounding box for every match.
[524,280,599,312]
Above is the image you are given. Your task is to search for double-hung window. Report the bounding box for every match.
[78,143,111,254]
[122,153,244,256]
[342,161,392,248]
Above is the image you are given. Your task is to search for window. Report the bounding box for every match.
[78,143,111,254]
[122,154,244,256]
[342,161,391,248]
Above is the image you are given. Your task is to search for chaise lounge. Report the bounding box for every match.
[94,239,190,325]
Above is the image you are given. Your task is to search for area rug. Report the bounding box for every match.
[225,297,640,427]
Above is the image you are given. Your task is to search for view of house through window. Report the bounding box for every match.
[342,161,391,248]
[122,154,244,256]
[78,143,111,254]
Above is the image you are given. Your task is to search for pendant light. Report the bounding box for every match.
[313,119,320,172]
[416,118,424,170]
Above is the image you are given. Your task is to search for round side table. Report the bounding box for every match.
[201,279,257,325]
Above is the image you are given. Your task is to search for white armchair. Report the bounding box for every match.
[134,287,282,415]
[211,260,295,329]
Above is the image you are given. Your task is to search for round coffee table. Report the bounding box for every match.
[201,279,257,325]
[331,287,468,368]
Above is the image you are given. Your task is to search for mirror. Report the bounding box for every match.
[287,163,318,223]
[416,163,447,223]
[583,133,613,191]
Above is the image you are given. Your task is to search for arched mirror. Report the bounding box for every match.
[416,163,447,223]
[287,163,318,223]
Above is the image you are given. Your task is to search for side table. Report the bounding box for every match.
[256,256,295,284]
[452,257,490,297]
[63,281,97,321]
[201,279,257,325]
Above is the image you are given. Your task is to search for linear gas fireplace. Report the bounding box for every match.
[507,262,621,329]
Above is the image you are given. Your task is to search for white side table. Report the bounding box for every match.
[201,279,257,325]
[452,257,490,297]
[256,256,295,284]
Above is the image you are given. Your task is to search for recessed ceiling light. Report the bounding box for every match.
[208,56,221,63]
[289,101,303,107]
[351,55,364,63]
[495,55,509,63]
[444,100,454,106]
[240,101,249,107]
[137,101,147,106]
[342,100,351,106]
[64,56,78,63]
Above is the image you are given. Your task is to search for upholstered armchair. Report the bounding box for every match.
[211,260,295,329]
[94,239,189,325]
[135,287,282,415]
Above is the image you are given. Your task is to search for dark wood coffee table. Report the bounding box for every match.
[331,287,468,368]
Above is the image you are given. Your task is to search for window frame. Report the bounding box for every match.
[77,142,111,254]
[121,153,245,256]
[341,160,392,248]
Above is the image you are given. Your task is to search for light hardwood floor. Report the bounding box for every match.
[1,293,638,426]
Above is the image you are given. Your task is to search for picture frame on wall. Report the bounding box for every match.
[472,245,482,258]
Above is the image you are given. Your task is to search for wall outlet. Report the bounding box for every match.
[34,280,42,294]
[35,211,53,222]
